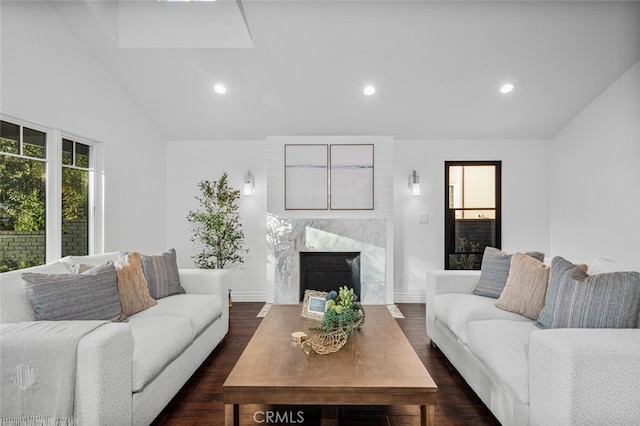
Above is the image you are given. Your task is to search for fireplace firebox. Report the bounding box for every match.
[299,252,361,302]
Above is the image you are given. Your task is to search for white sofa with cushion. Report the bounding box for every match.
[0,251,228,426]
[426,253,640,426]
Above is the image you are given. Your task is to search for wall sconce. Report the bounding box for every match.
[410,170,421,196]
[243,171,254,196]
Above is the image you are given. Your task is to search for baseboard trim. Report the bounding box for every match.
[393,293,425,304]
[228,291,267,302]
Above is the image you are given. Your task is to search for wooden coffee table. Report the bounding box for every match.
[223,305,438,425]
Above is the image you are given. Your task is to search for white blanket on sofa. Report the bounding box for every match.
[0,321,107,426]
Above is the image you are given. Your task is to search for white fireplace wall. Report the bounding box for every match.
[266,136,394,304]
[267,216,387,304]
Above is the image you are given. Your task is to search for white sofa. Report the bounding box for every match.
[426,259,640,426]
[0,252,229,426]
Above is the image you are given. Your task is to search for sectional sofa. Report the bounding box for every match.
[0,250,228,425]
[426,251,640,426]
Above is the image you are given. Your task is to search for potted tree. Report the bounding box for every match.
[187,172,247,305]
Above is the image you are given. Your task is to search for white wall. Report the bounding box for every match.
[550,61,640,264]
[165,141,267,301]
[393,139,551,302]
[0,1,167,253]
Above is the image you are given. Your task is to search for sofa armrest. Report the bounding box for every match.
[426,270,481,297]
[179,269,228,296]
[75,322,134,425]
[426,270,480,319]
[529,328,640,426]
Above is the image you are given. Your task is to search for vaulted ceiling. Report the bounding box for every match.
[49,0,640,140]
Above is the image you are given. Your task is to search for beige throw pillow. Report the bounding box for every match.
[495,253,550,320]
[115,252,157,315]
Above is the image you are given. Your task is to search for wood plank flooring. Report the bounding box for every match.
[151,303,500,426]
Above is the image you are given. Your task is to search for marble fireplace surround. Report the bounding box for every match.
[266,214,387,304]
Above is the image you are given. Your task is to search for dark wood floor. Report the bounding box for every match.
[151,303,500,425]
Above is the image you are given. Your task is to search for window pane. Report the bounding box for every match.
[0,154,46,272]
[75,143,90,168]
[61,167,89,256]
[23,127,47,159]
[0,121,19,154]
[62,139,73,166]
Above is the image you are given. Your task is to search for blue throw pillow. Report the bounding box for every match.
[536,256,640,329]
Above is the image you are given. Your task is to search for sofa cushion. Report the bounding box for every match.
[536,256,640,329]
[0,261,71,322]
[473,247,545,298]
[433,293,531,344]
[130,294,222,340]
[588,258,640,275]
[467,320,539,404]
[138,248,186,299]
[59,252,121,272]
[496,253,550,320]
[129,316,192,392]
[22,263,128,322]
[114,252,157,316]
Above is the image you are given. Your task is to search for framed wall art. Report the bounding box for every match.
[330,144,374,210]
[285,144,328,210]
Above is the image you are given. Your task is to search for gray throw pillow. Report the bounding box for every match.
[473,247,545,298]
[139,248,185,299]
[22,262,128,322]
[536,256,640,329]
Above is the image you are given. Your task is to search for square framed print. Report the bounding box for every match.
[330,144,374,210]
[301,290,328,320]
[285,144,328,210]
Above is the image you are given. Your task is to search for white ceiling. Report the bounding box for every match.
[49,0,640,141]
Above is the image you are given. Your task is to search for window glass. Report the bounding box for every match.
[75,143,90,168]
[23,127,46,159]
[61,138,90,257]
[62,139,74,165]
[0,123,47,271]
[0,120,19,154]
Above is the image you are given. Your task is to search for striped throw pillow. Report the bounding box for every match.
[22,263,128,322]
[536,256,640,329]
[139,248,185,299]
[473,247,545,298]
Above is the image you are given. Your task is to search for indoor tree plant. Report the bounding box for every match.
[187,173,247,302]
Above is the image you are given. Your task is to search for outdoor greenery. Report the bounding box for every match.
[453,236,481,269]
[187,173,247,269]
[0,136,89,272]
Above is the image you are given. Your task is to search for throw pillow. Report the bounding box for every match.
[138,248,185,299]
[535,256,640,329]
[114,252,157,315]
[495,253,550,320]
[22,263,128,322]
[473,247,545,298]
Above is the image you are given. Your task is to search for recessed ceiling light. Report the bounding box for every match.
[213,84,226,94]
[363,85,376,96]
[500,83,514,94]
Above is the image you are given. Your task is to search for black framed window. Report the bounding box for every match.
[445,161,501,270]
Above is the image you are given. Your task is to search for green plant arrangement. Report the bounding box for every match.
[187,172,247,269]
[311,286,366,336]
[301,286,365,355]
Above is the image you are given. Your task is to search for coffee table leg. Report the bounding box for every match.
[421,404,436,426]
[225,404,239,426]
[320,405,338,426]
